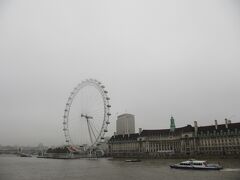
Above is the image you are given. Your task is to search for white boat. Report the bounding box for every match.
[170,159,223,170]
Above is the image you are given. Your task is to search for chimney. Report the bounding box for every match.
[215,120,218,130]
[225,118,228,128]
[194,121,198,136]
[139,128,142,135]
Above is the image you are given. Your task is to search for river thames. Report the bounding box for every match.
[0,155,239,180]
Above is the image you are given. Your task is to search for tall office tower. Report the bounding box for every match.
[116,113,135,135]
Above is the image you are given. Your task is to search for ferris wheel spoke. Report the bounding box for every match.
[88,103,104,114]
[88,121,97,142]
[87,90,96,107]
[90,120,100,136]
[89,104,104,114]
[86,118,93,144]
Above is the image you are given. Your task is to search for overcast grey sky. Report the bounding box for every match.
[0,0,240,146]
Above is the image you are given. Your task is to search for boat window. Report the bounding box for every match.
[193,163,202,165]
[180,163,190,165]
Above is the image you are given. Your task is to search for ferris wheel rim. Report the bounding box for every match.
[62,79,111,149]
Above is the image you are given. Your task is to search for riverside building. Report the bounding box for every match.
[116,113,135,135]
[108,117,240,158]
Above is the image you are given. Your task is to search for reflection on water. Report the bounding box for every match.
[0,155,240,180]
[221,168,240,172]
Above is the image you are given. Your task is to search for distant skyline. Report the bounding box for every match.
[0,0,240,146]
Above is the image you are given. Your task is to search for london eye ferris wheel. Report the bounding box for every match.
[62,79,111,150]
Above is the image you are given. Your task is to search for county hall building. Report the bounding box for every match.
[108,117,240,158]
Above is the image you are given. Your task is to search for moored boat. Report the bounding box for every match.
[19,153,32,157]
[170,160,223,170]
[125,159,141,162]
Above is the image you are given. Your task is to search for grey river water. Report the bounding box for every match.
[0,155,240,180]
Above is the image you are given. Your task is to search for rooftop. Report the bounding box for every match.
[109,133,139,141]
[117,113,134,118]
[140,125,194,136]
[197,122,240,133]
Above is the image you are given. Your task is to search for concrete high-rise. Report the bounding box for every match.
[116,114,135,135]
